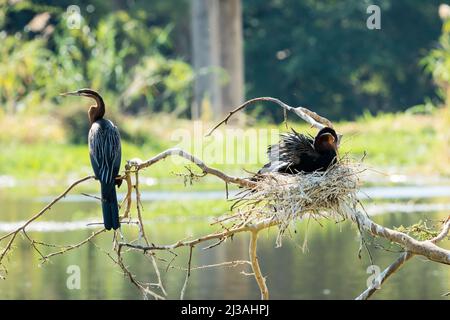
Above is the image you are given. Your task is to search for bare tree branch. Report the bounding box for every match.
[41,229,106,261]
[250,230,269,300]
[351,209,450,266]
[356,216,450,300]
[0,175,95,268]
[126,148,256,188]
[206,97,334,137]
[119,218,277,252]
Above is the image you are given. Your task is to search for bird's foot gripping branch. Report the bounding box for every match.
[1,97,449,300]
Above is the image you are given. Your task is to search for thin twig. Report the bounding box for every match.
[41,229,106,262]
[0,175,95,266]
[180,245,194,300]
[206,97,334,137]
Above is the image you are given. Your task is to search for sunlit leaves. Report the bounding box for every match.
[0,5,192,116]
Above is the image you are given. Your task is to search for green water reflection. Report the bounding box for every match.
[0,197,449,299]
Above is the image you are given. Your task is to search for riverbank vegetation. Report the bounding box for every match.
[0,107,448,191]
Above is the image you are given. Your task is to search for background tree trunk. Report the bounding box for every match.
[191,0,244,119]
[219,0,244,115]
[191,0,222,119]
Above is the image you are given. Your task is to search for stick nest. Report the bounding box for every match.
[232,159,363,246]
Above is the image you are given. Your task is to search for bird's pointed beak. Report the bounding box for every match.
[60,91,80,97]
[336,134,342,147]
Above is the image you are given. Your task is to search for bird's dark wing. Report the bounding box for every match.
[89,120,122,184]
[267,129,316,165]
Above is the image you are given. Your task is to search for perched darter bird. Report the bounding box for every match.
[258,127,339,175]
[61,89,122,230]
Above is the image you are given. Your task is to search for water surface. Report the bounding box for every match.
[0,190,449,299]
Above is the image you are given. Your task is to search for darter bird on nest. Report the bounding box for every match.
[257,127,339,175]
[61,89,122,231]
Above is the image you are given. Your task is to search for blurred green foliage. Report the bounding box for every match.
[243,0,444,120]
[395,220,439,241]
[0,0,193,118]
[0,36,53,113]
[0,0,448,123]
[421,12,450,175]
[422,14,450,108]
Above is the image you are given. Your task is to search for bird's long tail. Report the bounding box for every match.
[100,182,120,230]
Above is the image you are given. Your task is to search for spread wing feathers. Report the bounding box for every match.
[89,121,121,184]
[267,128,316,165]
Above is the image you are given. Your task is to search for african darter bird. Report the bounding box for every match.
[61,89,122,230]
[258,127,339,175]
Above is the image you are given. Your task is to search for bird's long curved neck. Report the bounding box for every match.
[88,93,105,124]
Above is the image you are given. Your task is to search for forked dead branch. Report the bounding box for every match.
[0,97,449,300]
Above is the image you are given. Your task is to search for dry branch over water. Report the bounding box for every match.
[0,97,449,299]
